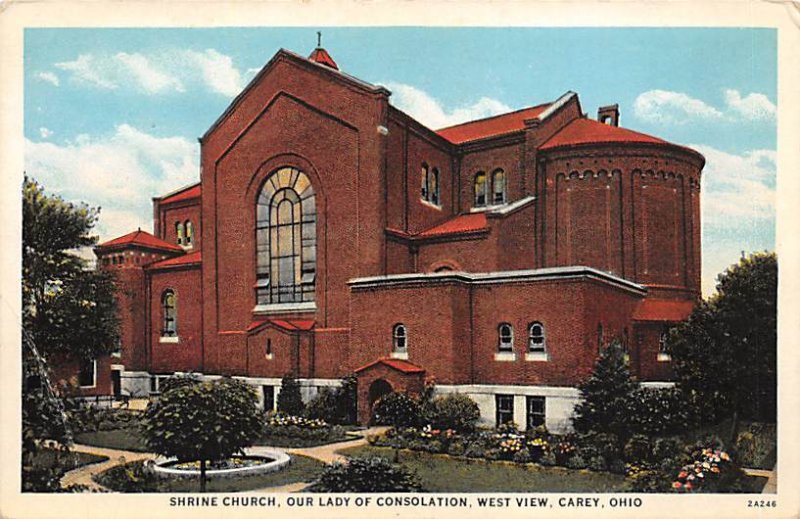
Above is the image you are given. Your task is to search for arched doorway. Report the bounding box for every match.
[368,379,393,414]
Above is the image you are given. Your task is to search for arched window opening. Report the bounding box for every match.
[162,290,177,337]
[256,167,316,305]
[498,323,514,352]
[421,163,430,202]
[491,169,506,205]
[434,266,453,273]
[176,222,184,245]
[185,220,193,247]
[528,322,545,352]
[393,324,407,351]
[474,172,487,207]
[429,168,440,206]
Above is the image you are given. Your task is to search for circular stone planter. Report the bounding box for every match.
[152,447,291,480]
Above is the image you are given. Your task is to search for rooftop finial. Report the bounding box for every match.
[317,31,322,48]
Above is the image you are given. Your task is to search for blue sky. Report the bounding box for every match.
[23,27,777,296]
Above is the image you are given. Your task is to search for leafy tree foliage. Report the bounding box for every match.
[371,392,421,427]
[310,457,423,492]
[422,394,481,432]
[572,340,638,441]
[276,374,305,416]
[305,374,358,425]
[23,176,119,362]
[141,377,263,492]
[669,252,777,423]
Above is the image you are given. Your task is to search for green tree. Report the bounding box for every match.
[572,340,638,441]
[277,374,305,416]
[21,176,119,491]
[141,377,263,492]
[669,252,777,424]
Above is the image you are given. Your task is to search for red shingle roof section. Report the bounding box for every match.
[540,117,667,150]
[632,299,695,322]
[419,213,488,238]
[436,104,550,144]
[246,319,316,333]
[159,183,201,205]
[147,251,201,270]
[96,229,183,252]
[308,48,339,70]
[354,358,426,374]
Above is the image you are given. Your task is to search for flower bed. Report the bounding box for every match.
[258,413,349,448]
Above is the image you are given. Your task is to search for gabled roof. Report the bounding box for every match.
[436,103,551,144]
[96,229,183,252]
[147,251,201,270]
[419,213,488,238]
[158,183,201,205]
[540,117,667,150]
[246,318,316,334]
[632,299,696,322]
[354,358,426,374]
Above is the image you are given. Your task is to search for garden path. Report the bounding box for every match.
[743,465,777,494]
[60,426,388,492]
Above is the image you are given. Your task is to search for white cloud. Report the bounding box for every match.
[115,52,185,94]
[689,144,776,296]
[52,49,246,97]
[55,54,118,89]
[633,90,723,124]
[724,89,776,120]
[38,127,53,139]
[25,125,199,242]
[36,71,60,86]
[634,89,775,125]
[382,82,512,129]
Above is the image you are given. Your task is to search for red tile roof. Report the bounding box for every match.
[96,229,183,252]
[147,251,201,270]
[418,213,488,238]
[159,183,201,205]
[354,358,426,374]
[308,47,338,70]
[246,319,316,333]
[632,299,696,322]
[436,104,550,144]
[540,117,667,150]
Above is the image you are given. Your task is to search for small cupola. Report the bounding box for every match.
[598,104,620,127]
[308,31,339,70]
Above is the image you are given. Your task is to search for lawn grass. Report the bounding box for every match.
[94,454,325,492]
[74,428,150,452]
[31,449,109,477]
[336,446,629,493]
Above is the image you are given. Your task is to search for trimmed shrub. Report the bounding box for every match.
[305,388,338,422]
[305,375,358,425]
[608,459,627,475]
[371,392,421,427]
[484,448,501,461]
[628,387,688,436]
[448,442,466,457]
[423,394,481,432]
[277,375,305,416]
[539,450,557,466]
[588,455,607,472]
[624,434,652,464]
[513,448,532,464]
[653,437,684,464]
[566,454,588,470]
[310,457,422,492]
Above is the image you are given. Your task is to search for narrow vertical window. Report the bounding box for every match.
[474,172,487,207]
[526,396,546,429]
[256,167,316,305]
[430,168,440,205]
[528,322,545,352]
[495,394,514,426]
[162,290,177,337]
[185,220,193,247]
[393,324,407,351]
[78,359,96,388]
[498,323,513,352]
[491,169,506,205]
[421,163,430,201]
[176,222,184,245]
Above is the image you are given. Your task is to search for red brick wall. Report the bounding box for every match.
[458,142,524,212]
[51,356,113,397]
[148,266,203,373]
[158,201,201,250]
[633,322,675,381]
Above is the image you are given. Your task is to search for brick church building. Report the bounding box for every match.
[76,44,704,431]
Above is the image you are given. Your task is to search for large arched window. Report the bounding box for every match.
[393,323,407,351]
[184,220,193,247]
[162,290,177,337]
[491,169,506,205]
[474,172,487,207]
[528,322,545,353]
[498,323,514,352]
[256,167,316,305]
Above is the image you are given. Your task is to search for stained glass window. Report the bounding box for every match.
[162,290,176,337]
[492,169,506,204]
[474,172,487,207]
[256,167,316,305]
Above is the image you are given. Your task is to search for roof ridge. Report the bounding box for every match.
[436,102,552,132]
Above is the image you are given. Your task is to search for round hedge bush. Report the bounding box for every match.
[310,457,422,492]
[371,393,421,427]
